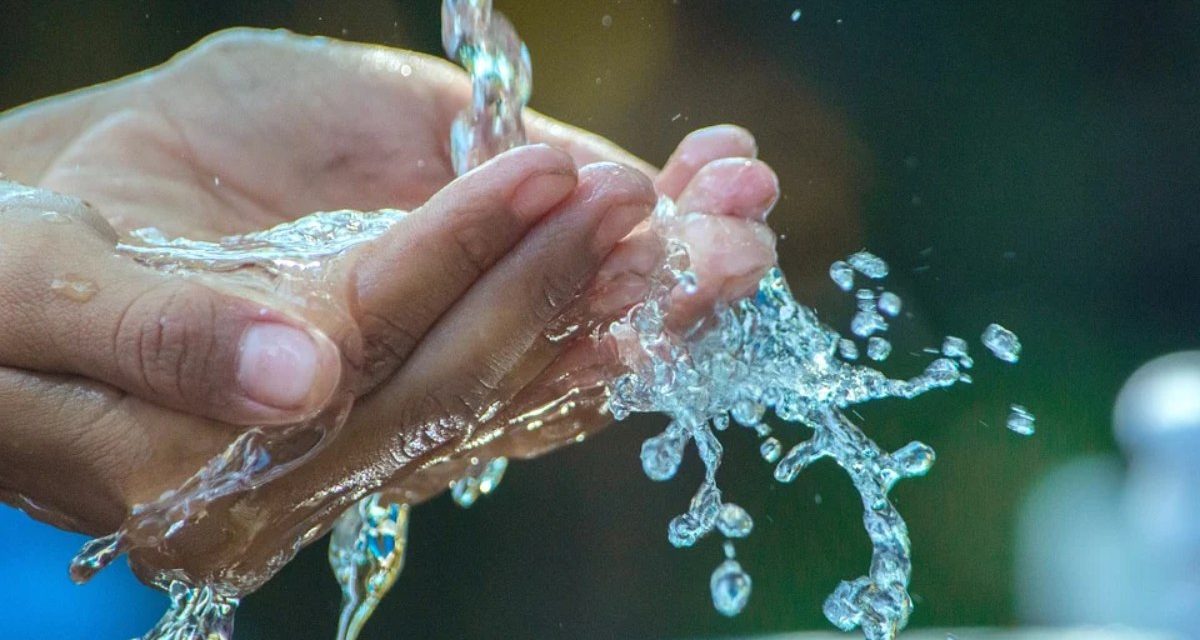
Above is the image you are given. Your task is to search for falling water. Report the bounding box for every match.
[53,2,1033,639]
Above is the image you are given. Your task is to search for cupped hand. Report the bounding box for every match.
[0,28,779,590]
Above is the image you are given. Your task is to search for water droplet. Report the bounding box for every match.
[641,426,688,481]
[877,291,901,316]
[790,9,802,21]
[759,437,782,462]
[941,335,968,358]
[855,288,876,311]
[829,260,854,291]
[981,323,1021,363]
[891,441,935,478]
[851,309,887,337]
[838,338,859,361]
[716,503,753,538]
[601,14,613,28]
[710,559,752,617]
[400,63,412,77]
[847,250,888,279]
[867,336,892,361]
[477,457,508,495]
[1006,404,1035,436]
[50,276,98,302]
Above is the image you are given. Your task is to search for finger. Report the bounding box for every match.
[0,181,342,426]
[524,110,659,177]
[668,213,777,329]
[187,164,656,564]
[675,157,780,222]
[342,143,577,389]
[655,125,758,199]
[380,162,655,418]
[0,366,231,536]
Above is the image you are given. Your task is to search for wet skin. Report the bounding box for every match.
[0,29,779,589]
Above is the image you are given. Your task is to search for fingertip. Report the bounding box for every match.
[656,124,759,198]
[234,320,342,424]
[676,157,780,221]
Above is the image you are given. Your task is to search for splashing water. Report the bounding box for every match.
[53,2,1034,639]
[68,209,409,639]
[332,3,1032,637]
[323,2,530,636]
[328,496,411,640]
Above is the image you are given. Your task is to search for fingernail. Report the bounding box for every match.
[511,170,577,221]
[237,323,331,410]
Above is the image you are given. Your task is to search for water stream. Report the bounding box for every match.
[57,2,1030,638]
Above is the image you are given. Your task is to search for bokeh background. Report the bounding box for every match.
[1,1,1198,638]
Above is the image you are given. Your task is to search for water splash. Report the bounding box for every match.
[56,2,1032,638]
[68,210,403,636]
[605,211,1026,637]
[324,2,531,633]
[328,495,411,640]
[450,456,510,508]
[441,0,531,175]
[139,581,239,640]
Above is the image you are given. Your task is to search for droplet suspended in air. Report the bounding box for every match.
[867,336,892,361]
[759,437,782,462]
[981,323,1021,363]
[838,338,859,361]
[710,558,752,617]
[716,503,753,538]
[1006,404,1036,436]
[847,250,889,279]
[829,260,854,291]
[877,291,902,316]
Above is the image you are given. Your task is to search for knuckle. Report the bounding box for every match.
[447,211,500,278]
[359,311,421,382]
[114,282,220,405]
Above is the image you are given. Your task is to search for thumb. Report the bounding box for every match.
[0,181,342,425]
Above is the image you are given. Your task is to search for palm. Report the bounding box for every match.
[37,32,463,238]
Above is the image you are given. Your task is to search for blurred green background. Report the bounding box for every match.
[1,1,1198,638]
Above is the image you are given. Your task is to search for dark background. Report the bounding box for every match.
[1,1,1198,638]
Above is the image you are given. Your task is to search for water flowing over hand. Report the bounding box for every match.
[0,28,778,591]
